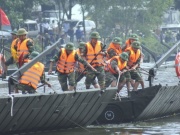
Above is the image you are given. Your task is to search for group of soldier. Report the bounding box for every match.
[2,28,49,93]
[48,31,144,97]
[2,27,144,96]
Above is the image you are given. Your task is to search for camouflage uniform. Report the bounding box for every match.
[83,32,106,89]
[5,29,34,66]
[51,43,89,91]
[105,52,129,87]
[125,41,143,82]
[75,42,97,87]
[86,66,105,89]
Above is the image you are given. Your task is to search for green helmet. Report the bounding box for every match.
[78,42,86,49]
[112,37,122,45]
[90,32,101,39]
[11,30,17,35]
[129,33,138,40]
[132,41,141,49]
[120,52,129,61]
[65,42,74,51]
[29,51,39,59]
[17,28,28,35]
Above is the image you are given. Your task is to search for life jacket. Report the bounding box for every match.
[56,48,76,73]
[19,60,44,90]
[17,38,31,63]
[11,38,19,62]
[125,47,141,67]
[105,56,127,74]
[107,42,122,59]
[86,41,105,67]
[125,39,131,49]
[76,49,85,72]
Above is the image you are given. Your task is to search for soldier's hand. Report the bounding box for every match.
[45,82,51,87]
[118,71,122,75]
[99,52,106,56]
[47,83,51,87]
[48,70,52,75]
[131,67,136,70]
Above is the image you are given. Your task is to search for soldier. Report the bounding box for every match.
[106,37,123,59]
[75,42,99,89]
[125,41,144,91]
[16,28,34,67]
[3,30,19,78]
[14,51,48,93]
[83,32,106,90]
[48,42,96,91]
[105,52,129,90]
[122,33,139,51]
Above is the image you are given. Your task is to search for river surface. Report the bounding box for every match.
[26,114,180,135]
[1,61,180,135]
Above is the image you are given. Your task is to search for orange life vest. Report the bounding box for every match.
[86,41,105,67]
[107,42,122,59]
[76,49,85,72]
[125,47,141,67]
[17,38,31,62]
[125,39,131,49]
[105,56,127,74]
[57,48,76,73]
[19,61,44,90]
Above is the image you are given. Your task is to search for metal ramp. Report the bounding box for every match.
[136,85,180,120]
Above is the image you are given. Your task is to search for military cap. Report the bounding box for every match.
[129,33,138,40]
[78,42,86,49]
[17,28,28,35]
[90,32,101,39]
[112,37,122,45]
[120,52,129,61]
[11,30,17,35]
[132,41,141,49]
[65,42,74,51]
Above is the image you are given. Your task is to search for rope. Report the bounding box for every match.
[116,73,121,88]
[8,94,14,117]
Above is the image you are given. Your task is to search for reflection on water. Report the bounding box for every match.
[27,114,180,135]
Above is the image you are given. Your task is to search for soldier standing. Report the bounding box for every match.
[83,32,106,90]
[125,41,144,91]
[75,42,99,89]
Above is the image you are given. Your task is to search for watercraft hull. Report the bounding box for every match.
[95,85,180,124]
[0,88,116,134]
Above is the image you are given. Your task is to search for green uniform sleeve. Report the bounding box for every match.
[40,72,45,83]
[26,40,34,53]
[100,42,106,52]
[50,50,61,62]
[135,54,141,64]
